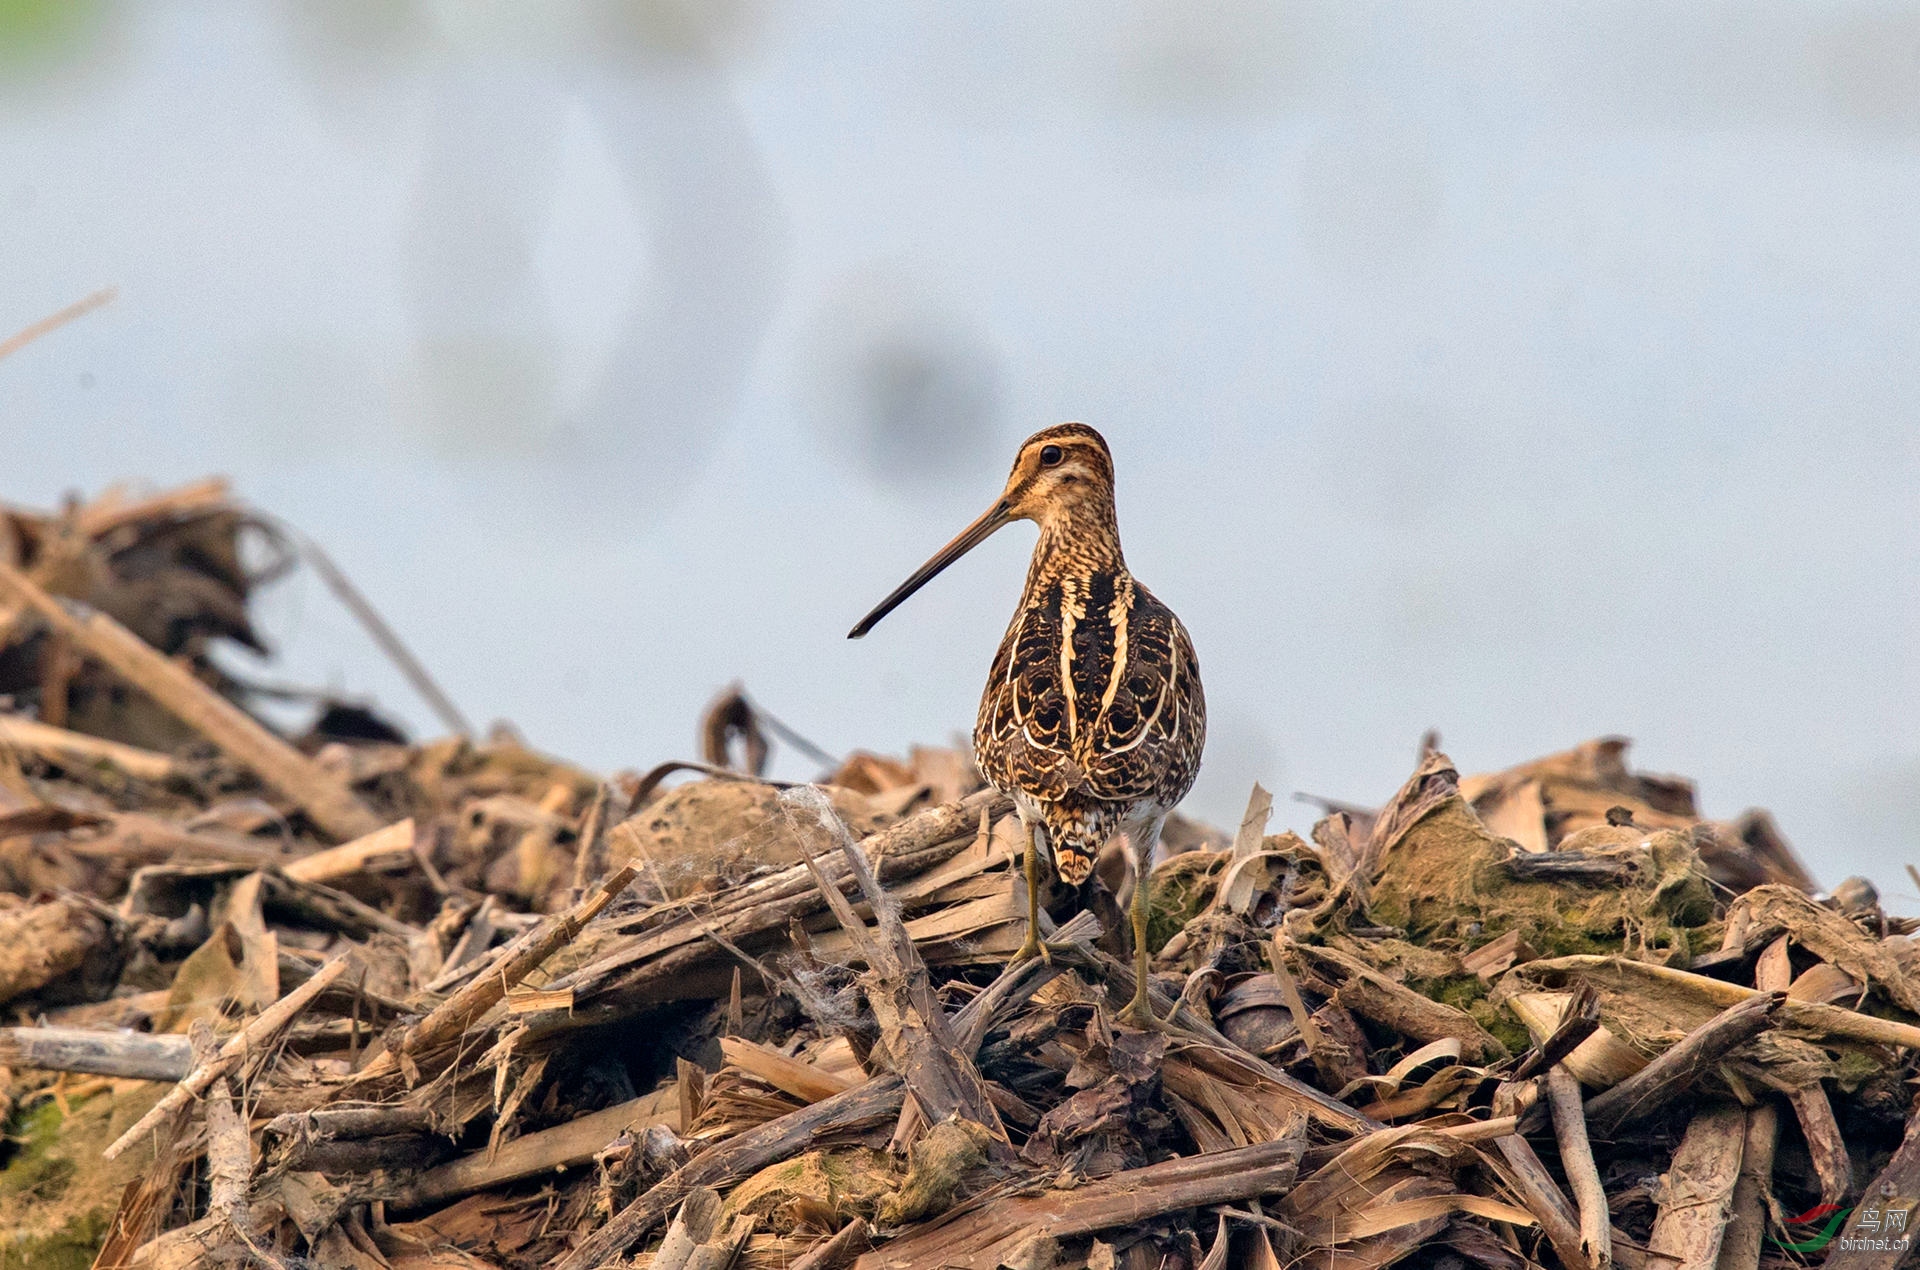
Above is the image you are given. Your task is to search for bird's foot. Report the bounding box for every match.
[1114,986,1175,1032]
[1011,931,1083,967]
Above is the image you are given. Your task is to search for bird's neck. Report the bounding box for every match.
[1026,502,1126,593]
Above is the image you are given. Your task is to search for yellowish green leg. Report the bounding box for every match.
[1116,864,1168,1029]
[1010,821,1078,965]
[1011,820,1047,963]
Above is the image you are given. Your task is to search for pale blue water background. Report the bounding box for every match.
[2,4,1914,899]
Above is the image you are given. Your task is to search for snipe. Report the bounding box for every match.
[849,423,1205,1027]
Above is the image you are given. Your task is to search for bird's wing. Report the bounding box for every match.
[975,591,1079,803]
[1081,580,1205,809]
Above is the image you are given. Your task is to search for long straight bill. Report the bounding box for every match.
[847,501,1009,638]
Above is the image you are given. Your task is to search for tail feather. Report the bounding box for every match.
[1053,845,1096,885]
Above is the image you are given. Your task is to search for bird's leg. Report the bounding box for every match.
[1010,820,1077,965]
[1116,841,1171,1030]
[1011,819,1050,964]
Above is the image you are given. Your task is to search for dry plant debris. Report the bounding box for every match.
[0,479,1915,1270]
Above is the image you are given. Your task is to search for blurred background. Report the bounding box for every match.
[1,3,1914,893]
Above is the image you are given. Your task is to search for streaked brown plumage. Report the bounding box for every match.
[849,423,1205,1026]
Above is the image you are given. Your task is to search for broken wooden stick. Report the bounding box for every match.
[857,1124,1308,1269]
[0,286,115,362]
[70,813,286,868]
[794,788,1010,1156]
[1720,1103,1778,1270]
[396,1086,678,1210]
[556,897,1090,1269]
[104,953,352,1160]
[1546,1065,1611,1270]
[281,818,416,883]
[718,1036,858,1104]
[396,863,638,1064]
[1484,1082,1661,1270]
[1511,981,1601,1082]
[790,1218,871,1270]
[0,713,177,782]
[263,1104,437,1143]
[1646,1102,1745,1270]
[194,1022,252,1240]
[0,562,383,841]
[1489,1081,1594,1270]
[1582,991,1784,1139]
[0,1026,192,1081]
[1754,934,1853,1207]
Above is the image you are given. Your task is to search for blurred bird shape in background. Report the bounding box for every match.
[850,423,1205,1027]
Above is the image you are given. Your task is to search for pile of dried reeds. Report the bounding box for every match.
[0,480,1915,1270]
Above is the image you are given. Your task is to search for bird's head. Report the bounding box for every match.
[994,423,1116,529]
[848,423,1117,638]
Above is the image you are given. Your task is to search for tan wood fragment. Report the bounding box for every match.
[856,1124,1308,1270]
[792,788,1011,1155]
[1788,1084,1853,1206]
[104,953,352,1160]
[282,818,416,882]
[790,1218,871,1270]
[0,561,382,841]
[1647,1103,1746,1270]
[0,714,177,781]
[1487,1126,1661,1270]
[195,1022,252,1237]
[1788,962,1862,1005]
[1461,928,1536,981]
[394,864,638,1066]
[1755,935,1792,994]
[1716,1102,1778,1270]
[1755,932,1852,1205]
[1583,993,1784,1139]
[1548,1063,1613,1270]
[719,1036,858,1105]
[0,894,112,1006]
[653,1188,723,1270]
[395,1085,679,1209]
[70,813,285,868]
[0,1025,192,1080]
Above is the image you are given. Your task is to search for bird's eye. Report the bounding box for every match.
[1039,445,1064,466]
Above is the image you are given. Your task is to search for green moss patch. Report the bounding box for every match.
[0,1085,164,1270]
